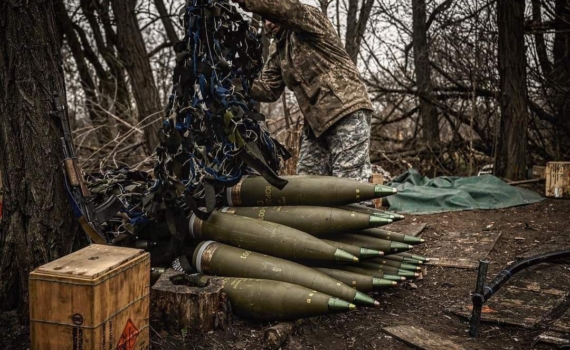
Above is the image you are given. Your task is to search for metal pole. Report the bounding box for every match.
[469,260,489,337]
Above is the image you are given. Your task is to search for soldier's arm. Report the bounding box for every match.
[242,0,327,34]
[250,43,285,102]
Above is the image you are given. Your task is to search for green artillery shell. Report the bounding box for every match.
[358,228,425,245]
[358,262,420,278]
[341,204,405,221]
[392,252,428,262]
[217,277,355,321]
[328,234,413,253]
[193,241,378,306]
[189,211,358,263]
[221,206,392,236]
[367,258,422,271]
[382,254,424,265]
[339,265,406,281]
[314,268,397,292]
[226,175,397,207]
[150,267,167,284]
[321,240,383,259]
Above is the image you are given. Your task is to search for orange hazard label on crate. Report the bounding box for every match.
[117,319,139,350]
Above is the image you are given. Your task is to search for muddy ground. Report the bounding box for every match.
[2,186,569,350]
[154,188,570,350]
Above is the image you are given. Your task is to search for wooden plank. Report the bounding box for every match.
[408,223,427,237]
[541,298,570,334]
[516,242,570,261]
[382,325,466,350]
[426,258,478,269]
[36,244,144,279]
[448,283,568,329]
[384,223,427,237]
[423,231,502,269]
[535,332,570,347]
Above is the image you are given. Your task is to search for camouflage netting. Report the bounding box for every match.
[87,0,289,264]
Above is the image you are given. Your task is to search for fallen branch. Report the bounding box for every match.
[263,320,303,350]
[508,178,545,186]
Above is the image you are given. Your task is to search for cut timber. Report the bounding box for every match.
[425,231,502,269]
[263,320,303,350]
[150,269,231,333]
[382,325,466,350]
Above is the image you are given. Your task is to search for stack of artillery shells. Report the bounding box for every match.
[188,175,427,321]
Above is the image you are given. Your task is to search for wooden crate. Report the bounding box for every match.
[369,173,385,209]
[545,162,570,198]
[29,245,150,350]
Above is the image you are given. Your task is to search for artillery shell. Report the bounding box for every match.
[192,241,378,307]
[226,175,397,207]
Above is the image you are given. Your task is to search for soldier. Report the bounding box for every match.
[232,0,374,183]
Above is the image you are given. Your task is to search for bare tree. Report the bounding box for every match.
[153,0,179,45]
[529,0,570,157]
[495,0,529,180]
[412,0,440,145]
[80,0,134,132]
[54,0,114,146]
[112,0,163,152]
[345,0,375,64]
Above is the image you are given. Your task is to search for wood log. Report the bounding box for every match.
[263,320,303,350]
[150,269,231,333]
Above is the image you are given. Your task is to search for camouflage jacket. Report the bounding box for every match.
[246,0,373,138]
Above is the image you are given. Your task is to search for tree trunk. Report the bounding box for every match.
[531,0,570,157]
[154,0,179,45]
[412,0,440,145]
[111,0,162,152]
[345,0,375,64]
[0,0,78,316]
[495,0,529,180]
[54,0,113,146]
[318,0,330,14]
[81,0,134,137]
[552,0,570,156]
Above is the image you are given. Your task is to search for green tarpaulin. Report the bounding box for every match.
[385,169,544,215]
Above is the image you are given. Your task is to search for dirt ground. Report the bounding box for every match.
[153,189,570,350]
[2,186,569,350]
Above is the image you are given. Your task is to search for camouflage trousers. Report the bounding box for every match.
[297,109,372,183]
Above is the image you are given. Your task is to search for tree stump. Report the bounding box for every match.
[150,269,231,333]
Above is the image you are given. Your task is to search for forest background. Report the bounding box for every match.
[51,0,570,181]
